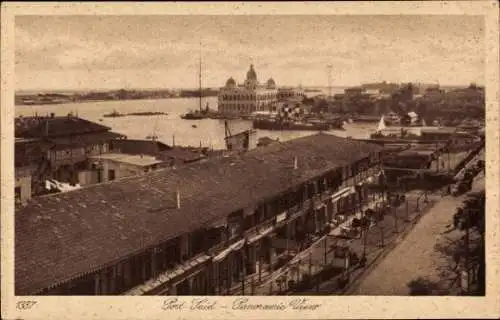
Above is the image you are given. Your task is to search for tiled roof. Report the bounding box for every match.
[16,116,111,138]
[109,139,171,155]
[50,131,126,148]
[15,133,382,294]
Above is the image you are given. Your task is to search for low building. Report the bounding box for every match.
[420,127,481,149]
[84,153,166,184]
[277,87,305,101]
[15,114,126,191]
[16,133,383,296]
[109,139,208,166]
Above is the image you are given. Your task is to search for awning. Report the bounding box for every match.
[331,186,356,203]
[329,215,356,237]
[209,218,227,229]
[315,202,326,210]
[247,226,274,244]
[276,211,287,223]
[213,239,245,262]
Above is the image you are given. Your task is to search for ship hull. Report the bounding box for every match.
[252,119,340,131]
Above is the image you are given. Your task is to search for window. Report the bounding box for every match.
[15,187,21,204]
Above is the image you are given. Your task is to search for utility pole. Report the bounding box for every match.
[198,41,203,113]
[327,64,333,99]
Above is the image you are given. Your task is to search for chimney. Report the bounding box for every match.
[294,156,298,170]
[176,190,181,209]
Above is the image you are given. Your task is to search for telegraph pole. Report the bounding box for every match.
[327,64,333,99]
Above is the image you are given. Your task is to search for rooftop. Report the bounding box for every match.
[421,127,457,134]
[89,153,164,167]
[15,133,382,294]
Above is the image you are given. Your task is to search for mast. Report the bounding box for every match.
[199,42,202,112]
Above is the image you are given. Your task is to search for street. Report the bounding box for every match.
[347,172,485,295]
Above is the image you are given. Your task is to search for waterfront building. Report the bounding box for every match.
[14,115,204,199]
[218,65,279,115]
[15,114,126,198]
[16,133,384,295]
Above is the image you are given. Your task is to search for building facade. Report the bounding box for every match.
[218,65,279,115]
[16,133,384,296]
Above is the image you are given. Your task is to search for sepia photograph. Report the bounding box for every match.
[2,2,499,320]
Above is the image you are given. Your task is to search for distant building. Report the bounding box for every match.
[218,65,279,115]
[277,87,305,101]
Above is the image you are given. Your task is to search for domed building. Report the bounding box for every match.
[225,77,236,88]
[218,64,279,115]
[266,78,276,89]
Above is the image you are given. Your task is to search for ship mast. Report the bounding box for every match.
[199,42,202,112]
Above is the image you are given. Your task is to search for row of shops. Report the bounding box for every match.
[126,168,385,296]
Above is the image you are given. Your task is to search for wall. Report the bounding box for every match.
[78,170,99,186]
[218,87,278,114]
[99,159,153,182]
[15,166,33,204]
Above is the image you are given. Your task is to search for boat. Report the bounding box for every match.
[180,44,225,121]
[192,124,197,128]
[252,118,333,131]
[145,134,158,140]
[103,109,126,118]
[376,116,387,132]
[181,109,208,120]
[384,112,402,126]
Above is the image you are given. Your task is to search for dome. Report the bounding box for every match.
[225,77,236,87]
[266,78,276,88]
[246,64,257,81]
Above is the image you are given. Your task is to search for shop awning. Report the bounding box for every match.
[331,186,356,203]
[213,239,245,262]
[247,226,274,244]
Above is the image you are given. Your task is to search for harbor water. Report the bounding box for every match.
[15,97,377,149]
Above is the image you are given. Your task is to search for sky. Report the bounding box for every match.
[15,15,484,90]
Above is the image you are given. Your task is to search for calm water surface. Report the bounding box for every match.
[15,97,376,149]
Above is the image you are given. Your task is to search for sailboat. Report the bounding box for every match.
[376,115,387,132]
[181,43,209,120]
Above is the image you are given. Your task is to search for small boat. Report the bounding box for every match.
[376,116,387,132]
[99,118,103,122]
[192,124,197,128]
